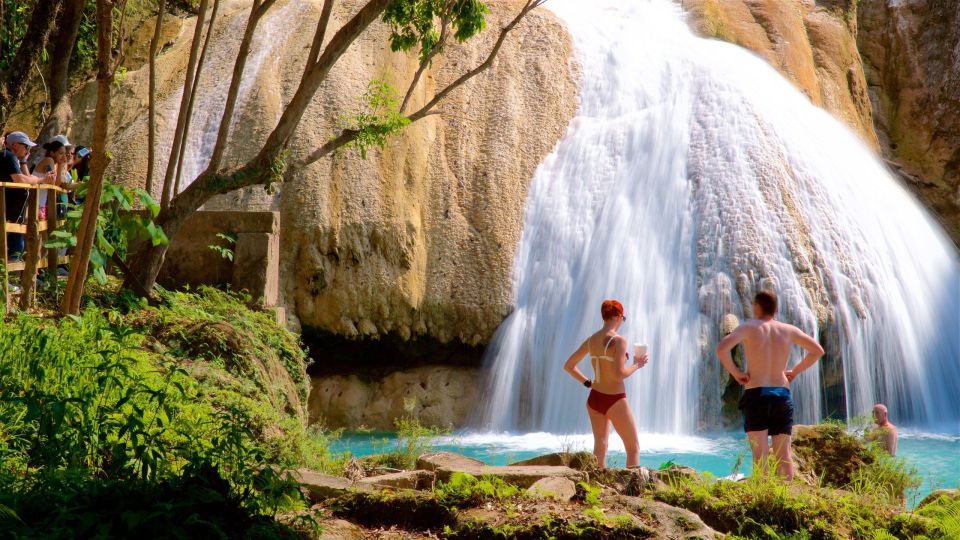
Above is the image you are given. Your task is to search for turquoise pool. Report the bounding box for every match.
[331,430,959,507]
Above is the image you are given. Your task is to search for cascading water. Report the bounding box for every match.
[152,0,308,196]
[478,0,960,435]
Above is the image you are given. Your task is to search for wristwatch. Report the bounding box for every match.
[583,379,592,388]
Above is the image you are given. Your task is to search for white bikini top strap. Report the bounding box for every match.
[602,335,617,356]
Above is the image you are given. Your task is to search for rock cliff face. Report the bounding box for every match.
[89,0,577,355]
[684,0,878,147]
[857,0,960,245]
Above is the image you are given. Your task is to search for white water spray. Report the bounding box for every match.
[479,0,960,434]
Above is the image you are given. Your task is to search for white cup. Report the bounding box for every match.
[634,343,648,358]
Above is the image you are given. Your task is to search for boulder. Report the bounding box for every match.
[290,469,372,503]
[655,465,701,486]
[510,451,598,471]
[617,495,721,539]
[357,470,434,490]
[592,467,659,496]
[416,451,486,472]
[526,477,577,501]
[791,423,872,488]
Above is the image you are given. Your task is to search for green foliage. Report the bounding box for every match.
[849,445,921,505]
[46,180,168,285]
[341,78,411,159]
[655,470,925,540]
[434,472,520,508]
[383,0,489,61]
[0,2,33,74]
[208,232,238,262]
[912,494,960,539]
[0,288,331,536]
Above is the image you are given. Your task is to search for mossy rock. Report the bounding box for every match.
[792,423,873,488]
[331,490,457,531]
[510,451,598,471]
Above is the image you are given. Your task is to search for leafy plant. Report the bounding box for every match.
[341,78,410,159]
[208,232,238,262]
[434,472,520,508]
[46,180,168,285]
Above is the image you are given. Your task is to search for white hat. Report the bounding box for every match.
[6,131,36,147]
[50,135,72,147]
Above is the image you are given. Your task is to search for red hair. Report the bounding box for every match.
[601,299,624,320]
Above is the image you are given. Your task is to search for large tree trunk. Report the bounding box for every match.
[61,0,116,315]
[36,0,85,142]
[0,0,65,128]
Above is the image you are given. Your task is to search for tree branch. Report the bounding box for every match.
[303,0,335,79]
[399,0,455,114]
[299,0,546,168]
[206,0,278,172]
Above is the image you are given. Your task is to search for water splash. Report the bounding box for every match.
[478,0,960,435]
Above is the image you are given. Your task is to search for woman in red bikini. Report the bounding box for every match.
[563,299,648,468]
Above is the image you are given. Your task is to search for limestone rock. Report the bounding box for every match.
[416,451,486,472]
[309,365,479,429]
[656,465,701,486]
[357,470,434,490]
[290,469,372,504]
[684,0,878,146]
[617,495,722,539]
[78,0,578,348]
[791,423,873,488]
[857,0,960,246]
[510,451,598,471]
[526,477,577,501]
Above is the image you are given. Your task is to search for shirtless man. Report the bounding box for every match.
[867,404,898,456]
[716,290,824,480]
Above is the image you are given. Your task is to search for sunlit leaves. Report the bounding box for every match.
[340,78,411,159]
[383,0,489,62]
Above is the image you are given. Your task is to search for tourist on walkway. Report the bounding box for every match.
[716,290,824,480]
[564,299,648,469]
[2,132,53,261]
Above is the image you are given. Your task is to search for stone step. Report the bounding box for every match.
[357,469,435,490]
[290,469,373,503]
[418,451,587,488]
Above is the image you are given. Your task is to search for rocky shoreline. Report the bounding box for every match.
[290,424,958,538]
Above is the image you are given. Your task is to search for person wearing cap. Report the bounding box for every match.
[2,132,53,261]
[34,135,75,221]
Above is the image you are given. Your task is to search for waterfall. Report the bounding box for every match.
[478,0,960,435]
[152,0,309,196]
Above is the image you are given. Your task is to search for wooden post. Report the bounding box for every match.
[18,188,41,310]
[0,184,7,314]
[46,186,58,278]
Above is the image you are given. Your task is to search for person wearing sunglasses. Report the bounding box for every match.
[563,299,648,469]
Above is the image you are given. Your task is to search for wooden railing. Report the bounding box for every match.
[0,182,73,311]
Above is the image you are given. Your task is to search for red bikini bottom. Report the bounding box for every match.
[587,389,627,415]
